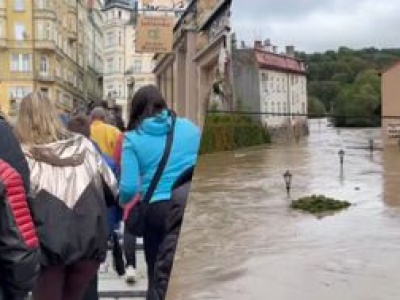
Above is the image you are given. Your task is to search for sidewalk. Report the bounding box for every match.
[98,238,147,299]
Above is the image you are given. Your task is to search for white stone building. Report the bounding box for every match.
[233,40,308,129]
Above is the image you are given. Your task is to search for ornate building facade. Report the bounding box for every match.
[153,0,232,128]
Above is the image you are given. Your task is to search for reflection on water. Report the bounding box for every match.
[167,119,400,300]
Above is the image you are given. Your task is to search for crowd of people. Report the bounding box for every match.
[0,85,200,300]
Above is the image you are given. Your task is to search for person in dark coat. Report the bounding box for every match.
[0,117,40,300]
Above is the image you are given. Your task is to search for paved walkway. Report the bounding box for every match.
[98,238,147,299]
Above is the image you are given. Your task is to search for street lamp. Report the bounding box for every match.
[338,149,345,168]
[369,139,374,153]
[283,170,292,196]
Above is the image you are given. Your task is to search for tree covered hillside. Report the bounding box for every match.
[297,47,400,127]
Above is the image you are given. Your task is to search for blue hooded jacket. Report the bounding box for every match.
[119,110,200,204]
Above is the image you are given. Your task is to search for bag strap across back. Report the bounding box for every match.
[142,111,176,204]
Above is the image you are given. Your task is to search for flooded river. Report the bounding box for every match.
[166,119,400,300]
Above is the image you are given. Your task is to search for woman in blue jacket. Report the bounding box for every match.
[119,85,200,297]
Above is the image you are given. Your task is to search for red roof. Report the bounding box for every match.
[255,50,306,74]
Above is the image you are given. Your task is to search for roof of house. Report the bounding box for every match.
[254,50,306,74]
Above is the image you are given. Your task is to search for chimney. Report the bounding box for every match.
[241,41,246,49]
[286,45,295,57]
[272,45,278,53]
[254,40,263,50]
[263,39,272,52]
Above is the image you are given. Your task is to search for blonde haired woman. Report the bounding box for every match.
[14,92,118,300]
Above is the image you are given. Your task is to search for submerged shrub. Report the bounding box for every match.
[291,195,351,214]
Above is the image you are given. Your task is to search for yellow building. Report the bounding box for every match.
[0,0,103,115]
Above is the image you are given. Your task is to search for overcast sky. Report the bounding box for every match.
[232,0,400,53]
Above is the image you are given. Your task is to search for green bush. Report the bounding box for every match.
[291,195,351,214]
[200,114,270,154]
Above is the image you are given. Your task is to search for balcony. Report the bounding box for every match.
[34,9,56,20]
[36,72,55,83]
[0,38,6,49]
[35,40,56,51]
[7,40,32,50]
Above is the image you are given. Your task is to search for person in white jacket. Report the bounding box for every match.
[14,92,118,300]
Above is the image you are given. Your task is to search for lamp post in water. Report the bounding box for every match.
[369,139,374,153]
[283,170,292,197]
[338,149,345,171]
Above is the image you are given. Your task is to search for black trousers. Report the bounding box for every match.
[149,183,190,300]
[143,200,171,298]
[82,275,98,300]
[123,227,137,268]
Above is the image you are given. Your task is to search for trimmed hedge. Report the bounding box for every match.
[200,114,270,154]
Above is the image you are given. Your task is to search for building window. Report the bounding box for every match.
[118,57,122,72]
[8,87,32,106]
[14,0,24,11]
[37,0,50,9]
[107,58,114,73]
[10,53,31,72]
[118,10,122,19]
[45,22,51,39]
[118,31,122,45]
[55,61,61,77]
[133,59,142,74]
[277,102,281,115]
[15,23,26,40]
[40,55,49,75]
[106,32,114,47]
[40,87,49,97]
[37,22,43,39]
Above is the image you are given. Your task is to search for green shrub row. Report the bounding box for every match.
[200,114,270,154]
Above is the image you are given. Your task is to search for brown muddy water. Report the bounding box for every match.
[167,119,400,300]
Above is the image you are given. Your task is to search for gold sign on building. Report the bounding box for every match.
[136,15,174,53]
[141,0,185,8]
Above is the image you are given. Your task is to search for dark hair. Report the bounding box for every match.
[67,114,90,138]
[98,100,108,109]
[127,85,168,131]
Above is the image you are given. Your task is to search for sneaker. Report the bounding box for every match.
[125,266,137,284]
